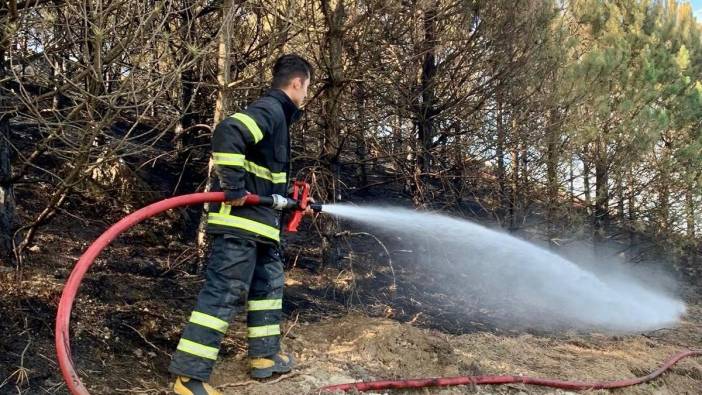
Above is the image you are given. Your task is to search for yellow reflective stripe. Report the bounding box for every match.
[212,153,286,185]
[189,311,228,333]
[207,213,280,241]
[271,172,287,183]
[243,161,287,184]
[176,338,219,360]
[232,113,263,143]
[248,299,283,311]
[219,203,232,216]
[213,152,245,166]
[247,324,280,338]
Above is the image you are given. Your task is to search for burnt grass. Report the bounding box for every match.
[2,165,701,394]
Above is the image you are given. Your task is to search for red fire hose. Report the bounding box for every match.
[56,192,227,395]
[56,192,699,394]
[320,348,702,392]
[55,186,320,394]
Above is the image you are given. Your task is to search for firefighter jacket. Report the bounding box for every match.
[206,89,302,244]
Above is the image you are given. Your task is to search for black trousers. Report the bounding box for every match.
[169,234,284,381]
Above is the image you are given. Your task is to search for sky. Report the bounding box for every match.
[692,0,702,21]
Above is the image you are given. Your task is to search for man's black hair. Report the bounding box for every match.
[271,54,313,89]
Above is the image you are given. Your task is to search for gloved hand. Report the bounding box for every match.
[224,189,249,206]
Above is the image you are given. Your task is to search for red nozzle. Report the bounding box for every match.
[285,180,310,232]
[224,186,312,232]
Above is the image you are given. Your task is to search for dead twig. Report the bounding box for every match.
[172,150,194,195]
[114,388,161,394]
[114,377,164,394]
[123,323,170,357]
[0,339,31,390]
[216,364,310,390]
[283,312,300,340]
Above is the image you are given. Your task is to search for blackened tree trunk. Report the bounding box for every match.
[318,0,347,268]
[198,0,235,253]
[214,0,234,125]
[175,0,198,153]
[0,112,15,264]
[546,109,561,247]
[0,2,17,264]
[582,146,591,206]
[417,5,437,177]
[317,0,347,210]
[408,4,438,207]
[657,141,672,234]
[686,183,696,239]
[496,99,507,211]
[354,84,368,187]
[509,125,520,231]
[593,133,609,249]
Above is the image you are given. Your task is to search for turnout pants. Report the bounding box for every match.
[169,234,284,381]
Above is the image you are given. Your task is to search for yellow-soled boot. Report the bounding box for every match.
[173,376,222,395]
[250,353,295,379]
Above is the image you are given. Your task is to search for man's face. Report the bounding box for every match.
[289,75,310,107]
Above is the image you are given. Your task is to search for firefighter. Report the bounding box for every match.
[170,54,313,395]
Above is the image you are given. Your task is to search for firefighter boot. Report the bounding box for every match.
[173,376,222,395]
[250,353,295,379]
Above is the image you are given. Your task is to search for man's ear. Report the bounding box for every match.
[292,77,302,89]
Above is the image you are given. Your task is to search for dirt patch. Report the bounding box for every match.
[205,309,702,395]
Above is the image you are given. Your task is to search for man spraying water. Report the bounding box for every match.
[169,54,315,395]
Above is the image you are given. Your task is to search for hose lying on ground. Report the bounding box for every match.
[320,348,702,392]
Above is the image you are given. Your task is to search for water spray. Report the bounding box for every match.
[323,204,685,331]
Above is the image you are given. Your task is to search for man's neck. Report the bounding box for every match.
[268,88,302,126]
[279,88,297,107]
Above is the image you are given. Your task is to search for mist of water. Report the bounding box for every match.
[322,204,686,332]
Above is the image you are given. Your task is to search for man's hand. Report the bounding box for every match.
[226,191,250,207]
